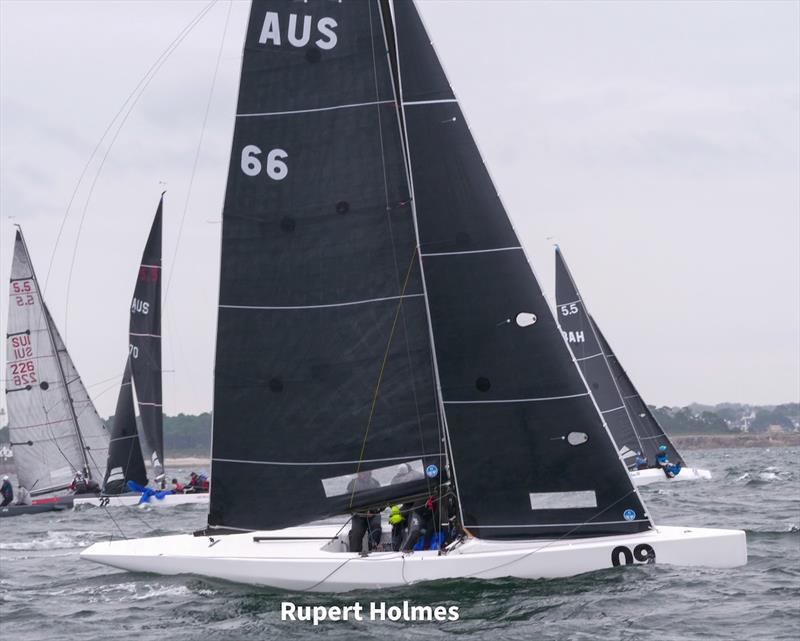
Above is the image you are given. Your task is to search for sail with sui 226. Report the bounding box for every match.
[206,0,650,540]
[6,229,109,495]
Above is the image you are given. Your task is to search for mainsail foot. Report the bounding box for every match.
[81,524,746,593]
[631,467,713,487]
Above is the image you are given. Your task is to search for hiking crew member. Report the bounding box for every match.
[1,475,13,507]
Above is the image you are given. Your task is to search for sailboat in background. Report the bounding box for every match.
[554,247,712,486]
[2,228,110,517]
[82,0,744,588]
[75,197,207,508]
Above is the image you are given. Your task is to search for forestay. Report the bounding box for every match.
[6,230,108,494]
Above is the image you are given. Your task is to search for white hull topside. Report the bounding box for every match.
[81,523,746,593]
[631,467,713,487]
[73,492,208,509]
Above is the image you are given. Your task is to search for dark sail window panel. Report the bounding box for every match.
[405,104,520,255]
[220,107,417,308]
[445,399,651,539]
[238,1,395,114]
[424,250,587,402]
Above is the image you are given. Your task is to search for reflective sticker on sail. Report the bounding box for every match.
[618,445,638,460]
[529,491,597,510]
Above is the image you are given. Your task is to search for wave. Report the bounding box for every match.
[0,530,108,551]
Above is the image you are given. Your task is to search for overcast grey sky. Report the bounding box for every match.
[1,0,798,417]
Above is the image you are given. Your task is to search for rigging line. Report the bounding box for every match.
[44,0,217,293]
[63,0,219,340]
[164,0,232,303]
[348,246,419,510]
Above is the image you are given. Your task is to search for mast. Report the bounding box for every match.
[15,226,92,478]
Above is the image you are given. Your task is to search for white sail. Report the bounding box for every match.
[6,230,109,493]
[44,305,109,482]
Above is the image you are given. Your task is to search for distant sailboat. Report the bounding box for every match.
[2,228,110,517]
[82,0,744,588]
[554,246,712,486]
[75,197,207,508]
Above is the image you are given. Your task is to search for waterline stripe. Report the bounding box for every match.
[220,293,424,311]
[237,100,394,118]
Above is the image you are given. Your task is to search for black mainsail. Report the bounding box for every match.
[208,0,650,539]
[555,246,684,467]
[129,198,165,480]
[6,229,109,494]
[102,360,148,493]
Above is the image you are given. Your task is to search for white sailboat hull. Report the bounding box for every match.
[631,467,712,486]
[81,523,745,593]
[73,493,208,508]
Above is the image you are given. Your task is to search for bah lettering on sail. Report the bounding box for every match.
[281,601,459,625]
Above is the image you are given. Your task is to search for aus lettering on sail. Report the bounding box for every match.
[562,330,585,344]
[131,298,150,315]
[258,11,338,50]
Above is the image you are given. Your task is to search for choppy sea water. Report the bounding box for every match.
[1,446,798,641]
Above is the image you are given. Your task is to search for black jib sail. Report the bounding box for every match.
[129,198,164,480]
[554,246,684,467]
[390,0,649,539]
[208,0,444,531]
[208,0,650,539]
[594,319,685,467]
[103,360,148,493]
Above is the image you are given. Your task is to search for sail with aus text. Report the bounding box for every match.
[129,198,165,480]
[6,229,109,494]
[554,246,684,467]
[208,0,650,539]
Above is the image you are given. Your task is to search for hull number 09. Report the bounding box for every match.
[611,543,656,567]
[241,145,288,180]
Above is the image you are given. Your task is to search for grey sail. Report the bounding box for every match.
[5,229,109,494]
